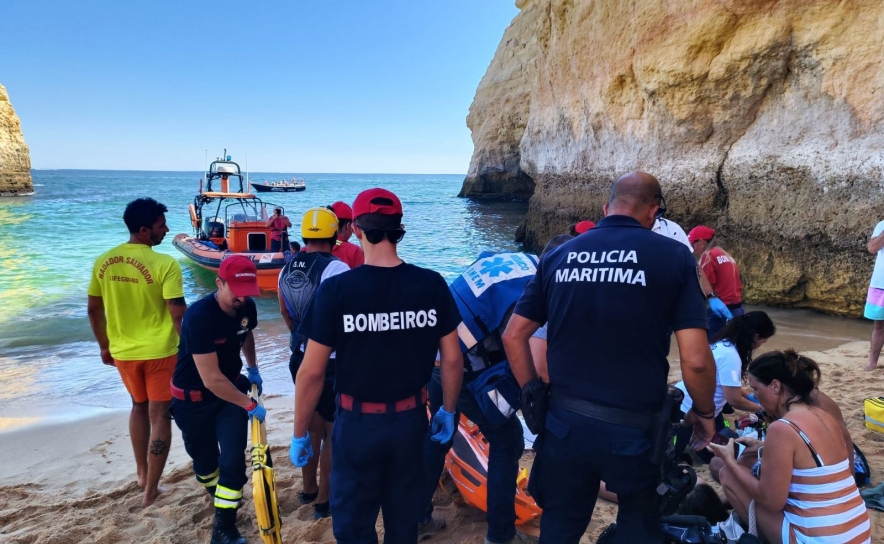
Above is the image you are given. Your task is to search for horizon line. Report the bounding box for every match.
[30,168,467,176]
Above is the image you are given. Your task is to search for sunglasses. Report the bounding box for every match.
[655,195,667,219]
[356,224,406,244]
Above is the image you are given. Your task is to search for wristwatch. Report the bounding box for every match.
[706,292,716,300]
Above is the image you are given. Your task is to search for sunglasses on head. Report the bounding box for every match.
[356,224,406,244]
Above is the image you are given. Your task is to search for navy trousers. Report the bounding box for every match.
[421,367,524,543]
[331,402,428,544]
[172,376,249,509]
[530,403,664,544]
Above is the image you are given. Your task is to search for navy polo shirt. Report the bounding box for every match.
[514,215,707,412]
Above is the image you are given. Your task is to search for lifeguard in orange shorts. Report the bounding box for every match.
[87,197,187,507]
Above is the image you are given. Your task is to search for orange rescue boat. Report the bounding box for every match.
[173,154,289,291]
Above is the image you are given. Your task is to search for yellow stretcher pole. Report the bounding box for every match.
[250,385,283,544]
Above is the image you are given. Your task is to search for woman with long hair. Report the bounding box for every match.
[708,350,871,543]
[676,310,776,422]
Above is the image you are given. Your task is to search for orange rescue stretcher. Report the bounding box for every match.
[444,414,542,525]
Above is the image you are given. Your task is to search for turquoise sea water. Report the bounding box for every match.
[0,170,528,427]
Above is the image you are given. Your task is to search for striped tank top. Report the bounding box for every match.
[779,419,871,543]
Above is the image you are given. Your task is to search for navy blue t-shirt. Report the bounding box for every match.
[299,263,461,402]
[173,293,258,390]
[514,215,707,412]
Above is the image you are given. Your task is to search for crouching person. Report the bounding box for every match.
[171,256,267,544]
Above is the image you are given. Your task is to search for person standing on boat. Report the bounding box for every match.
[291,188,463,544]
[327,201,365,268]
[278,207,349,519]
[170,255,266,544]
[265,207,291,253]
[87,197,186,508]
[503,172,716,543]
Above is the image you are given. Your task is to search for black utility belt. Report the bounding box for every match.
[726,302,743,311]
[550,392,656,429]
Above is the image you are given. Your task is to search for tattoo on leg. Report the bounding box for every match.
[150,439,168,456]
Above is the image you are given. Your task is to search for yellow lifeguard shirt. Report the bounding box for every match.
[88,243,185,361]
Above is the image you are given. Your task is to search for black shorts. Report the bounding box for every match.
[290,350,336,423]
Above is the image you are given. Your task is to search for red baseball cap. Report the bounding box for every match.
[328,201,353,221]
[688,225,716,243]
[218,255,261,297]
[575,220,596,234]
[352,188,403,218]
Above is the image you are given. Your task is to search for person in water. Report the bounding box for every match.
[707,350,871,544]
[87,197,186,508]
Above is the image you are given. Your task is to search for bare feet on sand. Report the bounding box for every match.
[864,363,878,371]
[142,486,167,508]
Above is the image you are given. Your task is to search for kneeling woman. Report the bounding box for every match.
[708,350,871,544]
[673,311,775,457]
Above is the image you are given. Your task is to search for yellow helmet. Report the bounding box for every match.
[301,207,339,239]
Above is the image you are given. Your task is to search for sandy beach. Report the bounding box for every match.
[1,340,882,543]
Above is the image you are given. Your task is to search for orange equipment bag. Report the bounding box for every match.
[444,414,541,525]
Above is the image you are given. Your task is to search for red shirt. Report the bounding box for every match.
[268,216,289,241]
[700,247,742,305]
[333,240,364,269]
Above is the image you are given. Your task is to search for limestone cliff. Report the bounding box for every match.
[458,0,543,199]
[0,84,33,196]
[463,0,884,315]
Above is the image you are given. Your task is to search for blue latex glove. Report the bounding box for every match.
[747,393,759,403]
[708,297,733,320]
[290,433,313,467]
[247,402,266,423]
[247,366,263,396]
[430,408,456,443]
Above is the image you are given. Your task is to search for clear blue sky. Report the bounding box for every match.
[1,1,518,173]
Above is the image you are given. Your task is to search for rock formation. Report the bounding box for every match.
[0,84,33,196]
[458,0,543,200]
[461,0,884,315]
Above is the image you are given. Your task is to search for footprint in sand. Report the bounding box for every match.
[192,505,214,524]
[177,493,200,506]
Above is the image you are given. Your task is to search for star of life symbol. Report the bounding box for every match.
[463,253,536,297]
[479,257,515,278]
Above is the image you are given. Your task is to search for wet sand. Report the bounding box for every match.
[1,309,882,543]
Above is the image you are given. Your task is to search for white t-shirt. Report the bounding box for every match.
[653,218,692,250]
[871,221,884,289]
[676,341,743,415]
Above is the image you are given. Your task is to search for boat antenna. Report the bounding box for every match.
[203,149,208,190]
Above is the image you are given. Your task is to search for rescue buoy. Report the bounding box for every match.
[189,204,199,229]
[250,386,283,544]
